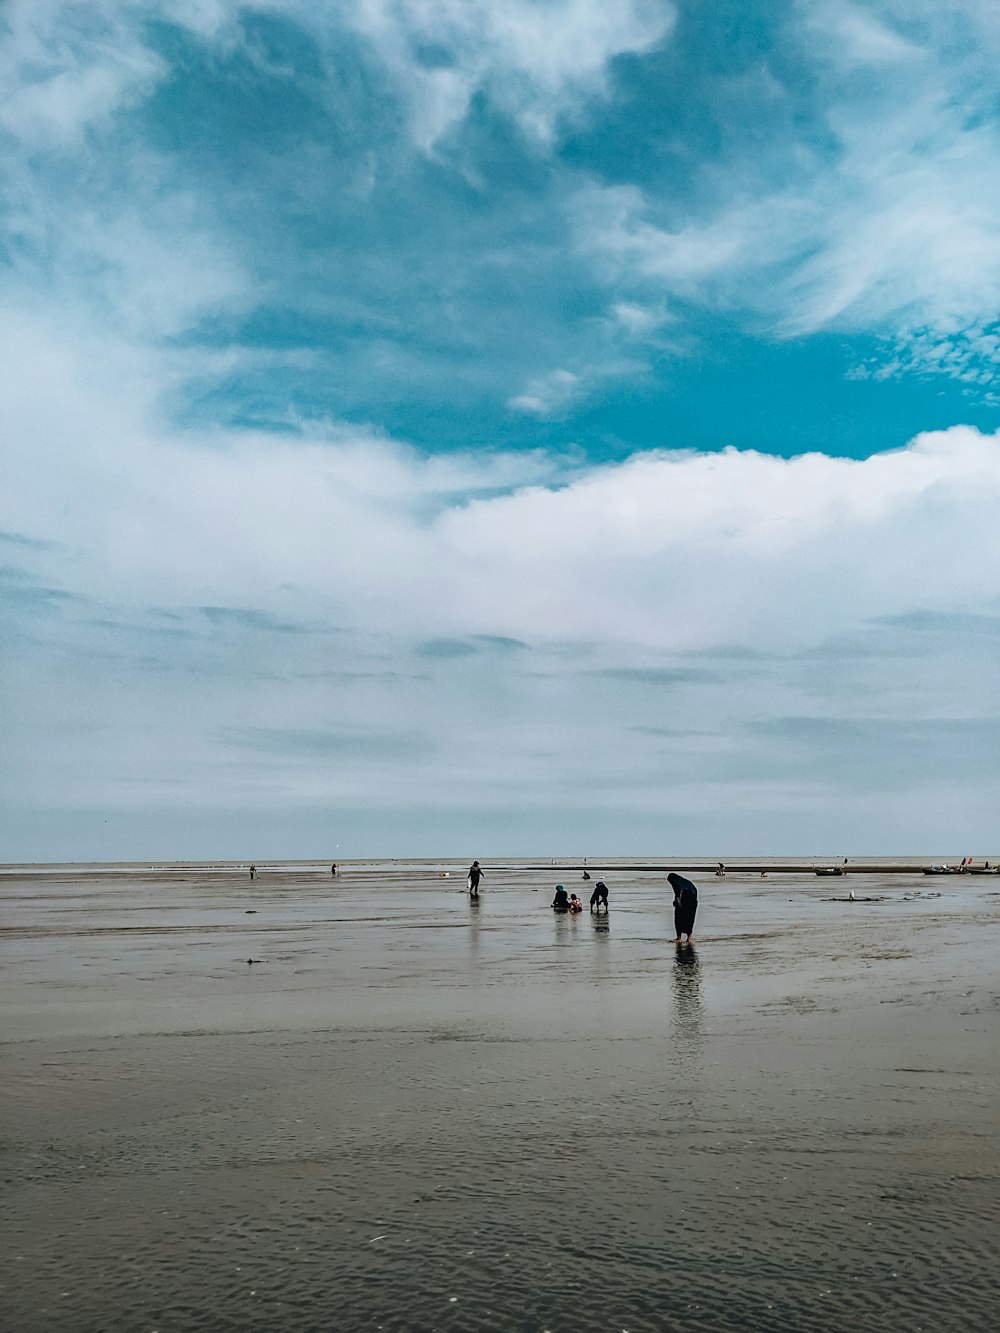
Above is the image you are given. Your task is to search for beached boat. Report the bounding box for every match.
[815,867,845,876]
[922,865,999,875]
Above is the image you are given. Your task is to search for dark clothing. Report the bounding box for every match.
[590,880,609,910]
[674,897,697,936]
[668,873,698,936]
[552,886,569,912]
[468,864,483,896]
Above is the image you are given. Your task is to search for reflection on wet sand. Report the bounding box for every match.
[672,941,704,1037]
[4,863,1000,1333]
[467,896,481,966]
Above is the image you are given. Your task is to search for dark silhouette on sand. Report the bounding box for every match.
[590,880,609,911]
[669,872,698,942]
[468,861,484,898]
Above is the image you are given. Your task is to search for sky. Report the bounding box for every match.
[2,0,1000,861]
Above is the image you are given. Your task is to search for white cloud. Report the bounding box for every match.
[11,0,674,154]
[4,318,1000,848]
[576,0,1000,383]
[509,368,582,416]
[610,301,671,335]
[4,316,1000,651]
[801,2,922,66]
[0,1,167,147]
[0,8,252,342]
[339,0,676,149]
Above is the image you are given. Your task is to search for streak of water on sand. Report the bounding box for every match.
[2,862,999,1332]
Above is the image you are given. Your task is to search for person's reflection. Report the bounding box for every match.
[671,942,704,1040]
[467,895,482,968]
[587,908,611,980]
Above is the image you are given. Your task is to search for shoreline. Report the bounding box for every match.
[2,856,997,876]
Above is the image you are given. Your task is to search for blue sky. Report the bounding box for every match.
[2,1,1000,859]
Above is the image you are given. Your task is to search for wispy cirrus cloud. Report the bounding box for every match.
[575,0,1000,388]
[338,0,676,150]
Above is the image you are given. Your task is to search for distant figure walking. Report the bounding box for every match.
[468,861,484,898]
[331,863,337,877]
[669,872,698,943]
[552,884,569,912]
[249,864,256,881]
[716,862,726,876]
[590,879,609,911]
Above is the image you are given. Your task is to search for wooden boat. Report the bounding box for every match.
[925,863,999,875]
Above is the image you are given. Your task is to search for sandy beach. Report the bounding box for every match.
[3,860,999,1332]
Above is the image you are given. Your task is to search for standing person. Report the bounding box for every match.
[468,861,484,898]
[331,863,337,877]
[668,872,698,943]
[249,864,256,881]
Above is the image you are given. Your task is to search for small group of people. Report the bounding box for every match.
[552,880,609,912]
[551,885,586,913]
[468,863,698,941]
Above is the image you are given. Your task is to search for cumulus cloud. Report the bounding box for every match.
[5,314,1000,673]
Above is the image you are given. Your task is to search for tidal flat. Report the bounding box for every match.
[2,860,999,1332]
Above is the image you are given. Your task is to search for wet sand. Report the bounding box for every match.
[3,862,999,1332]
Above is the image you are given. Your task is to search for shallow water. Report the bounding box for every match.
[3,863,999,1331]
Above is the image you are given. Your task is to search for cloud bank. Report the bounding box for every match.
[3,316,999,856]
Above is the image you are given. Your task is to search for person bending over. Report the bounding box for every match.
[668,872,698,943]
[589,880,609,911]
